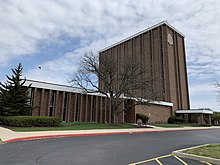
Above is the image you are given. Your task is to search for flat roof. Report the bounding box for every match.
[176,110,213,115]
[24,79,173,107]
[24,79,103,96]
[99,21,185,53]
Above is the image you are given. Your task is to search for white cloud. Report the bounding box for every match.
[189,82,220,110]
[190,96,219,111]
[1,0,220,110]
[189,83,215,96]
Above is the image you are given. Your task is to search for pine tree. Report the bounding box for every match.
[0,63,33,116]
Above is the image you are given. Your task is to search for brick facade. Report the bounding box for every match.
[99,21,190,115]
[25,79,173,124]
[135,104,172,123]
[24,21,190,124]
[30,87,113,123]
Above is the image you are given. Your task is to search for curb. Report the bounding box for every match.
[0,138,3,144]
[4,131,131,143]
[2,127,220,143]
[172,144,220,165]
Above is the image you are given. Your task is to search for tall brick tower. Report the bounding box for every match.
[99,21,190,114]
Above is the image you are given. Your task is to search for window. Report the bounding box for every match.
[92,97,96,122]
[159,27,165,97]
[149,31,153,94]
[27,88,33,105]
[75,94,81,121]
[49,91,55,116]
[63,93,68,121]
[27,88,33,116]
[124,100,129,123]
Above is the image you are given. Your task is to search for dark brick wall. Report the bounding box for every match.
[30,87,173,124]
[135,104,172,123]
[99,23,190,114]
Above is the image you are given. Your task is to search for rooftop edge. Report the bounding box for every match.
[99,20,185,53]
[24,79,173,107]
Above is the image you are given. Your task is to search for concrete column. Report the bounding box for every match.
[184,114,189,123]
[201,114,204,125]
[208,115,211,125]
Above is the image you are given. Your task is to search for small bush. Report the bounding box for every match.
[136,113,149,124]
[168,116,184,124]
[0,116,5,125]
[168,116,175,124]
[0,116,61,127]
[211,112,220,125]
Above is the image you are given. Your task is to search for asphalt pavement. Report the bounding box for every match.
[0,129,220,165]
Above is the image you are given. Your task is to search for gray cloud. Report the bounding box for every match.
[1,0,220,109]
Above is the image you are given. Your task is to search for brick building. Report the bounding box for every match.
[25,79,173,123]
[25,21,190,124]
[99,21,190,115]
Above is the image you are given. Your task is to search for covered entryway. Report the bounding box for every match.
[176,109,213,125]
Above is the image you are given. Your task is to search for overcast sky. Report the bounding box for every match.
[0,0,220,111]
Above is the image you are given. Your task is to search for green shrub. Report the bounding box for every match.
[0,116,61,127]
[168,116,175,124]
[168,116,184,124]
[0,116,5,125]
[211,112,220,125]
[136,113,149,124]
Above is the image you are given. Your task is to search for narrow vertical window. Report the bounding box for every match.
[27,88,33,105]
[63,93,68,121]
[27,88,33,116]
[149,31,153,95]
[75,94,81,121]
[92,97,96,122]
[124,100,128,123]
[49,91,55,116]
[160,26,165,97]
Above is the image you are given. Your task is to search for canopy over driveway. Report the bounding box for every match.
[176,109,213,125]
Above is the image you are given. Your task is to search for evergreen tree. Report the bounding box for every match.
[0,63,33,116]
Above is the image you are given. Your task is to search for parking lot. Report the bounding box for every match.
[0,129,219,165]
[129,154,212,165]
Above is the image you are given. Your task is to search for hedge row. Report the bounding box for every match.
[136,113,149,124]
[168,116,184,124]
[0,116,62,127]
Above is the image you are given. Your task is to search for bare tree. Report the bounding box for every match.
[70,51,159,124]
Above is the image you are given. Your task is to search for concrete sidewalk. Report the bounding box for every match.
[1,126,220,143]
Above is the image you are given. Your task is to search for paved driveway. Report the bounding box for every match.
[0,129,219,165]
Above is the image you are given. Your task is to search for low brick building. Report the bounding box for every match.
[24,79,173,124]
[176,109,213,125]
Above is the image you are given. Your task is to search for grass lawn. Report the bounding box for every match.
[8,122,136,132]
[185,144,220,159]
[153,124,195,128]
